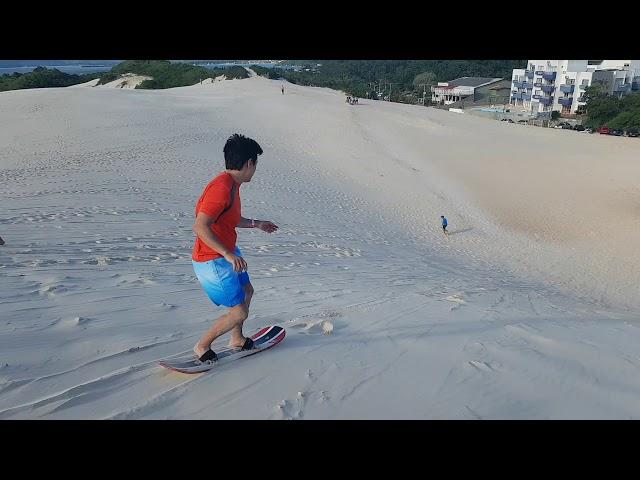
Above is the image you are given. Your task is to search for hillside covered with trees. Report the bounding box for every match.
[0,61,249,92]
[97,60,248,89]
[252,60,526,103]
[0,67,102,92]
[582,85,640,130]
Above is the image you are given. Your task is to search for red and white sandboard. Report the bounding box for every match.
[159,325,286,374]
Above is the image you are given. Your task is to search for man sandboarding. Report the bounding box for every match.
[191,134,278,364]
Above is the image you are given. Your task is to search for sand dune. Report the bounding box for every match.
[1,76,640,419]
[97,73,152,89]
[67,79,100,88]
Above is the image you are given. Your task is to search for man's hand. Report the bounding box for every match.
[256,220,278,233]
[223,252,248,272]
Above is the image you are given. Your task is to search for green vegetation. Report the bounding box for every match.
[251,60,525,103]
[582,85,640,130]
[2,60,522,97]
[1,61,251,92]
[99,60,248,89]
[8,60,637,131]
[0,67,102,92]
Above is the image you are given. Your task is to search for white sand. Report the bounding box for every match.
[1,77,640,419]
[97,73,152,89]
[67,78,100,88]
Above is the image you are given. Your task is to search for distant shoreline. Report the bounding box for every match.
[0,65,114,75]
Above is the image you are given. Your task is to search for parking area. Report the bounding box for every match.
[464,106,638,137]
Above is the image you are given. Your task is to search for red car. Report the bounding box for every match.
[598,126,610,135]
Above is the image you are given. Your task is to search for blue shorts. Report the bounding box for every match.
[192,247,251,307]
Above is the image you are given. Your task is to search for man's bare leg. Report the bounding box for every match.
[229,283,254,348]
[193,302,248,358]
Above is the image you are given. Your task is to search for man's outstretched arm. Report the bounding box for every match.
[238,216,279,233]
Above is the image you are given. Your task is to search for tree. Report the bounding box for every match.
[581,85,640,129]
[412,71,437,89]
[581,85,604,105]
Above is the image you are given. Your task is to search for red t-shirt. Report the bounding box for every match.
[192,172,241,262]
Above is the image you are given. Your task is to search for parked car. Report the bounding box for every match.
[573,125,586,132]
[626,128,639,137]
[597,126,610,135]
[586,128,594,134]
[611,129,624,136]
[517,119,528,124]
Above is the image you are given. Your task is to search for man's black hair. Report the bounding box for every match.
[223,134,263,170]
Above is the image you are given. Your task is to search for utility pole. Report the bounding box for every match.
[417,83,429,106]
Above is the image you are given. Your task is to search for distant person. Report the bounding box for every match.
[191,134,279,364]
[441,216,448,235]
[0,235,4,246]
[281,85,284,95]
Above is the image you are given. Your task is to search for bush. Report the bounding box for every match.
[0,67,100,92]
[96,72,119,85]
[223,66,250,80]
[105,61,248,89]
[583,87,640,129]
[608,111,640,130]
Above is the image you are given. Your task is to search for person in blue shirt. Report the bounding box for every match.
[441,215,448,235]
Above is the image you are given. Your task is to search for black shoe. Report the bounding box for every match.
[241,337,254,351]
[197,349,218,364]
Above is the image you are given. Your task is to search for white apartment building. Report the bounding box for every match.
[510,60,640,117]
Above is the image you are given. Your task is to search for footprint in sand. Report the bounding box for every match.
[467,360,496,373]
[39,284,69,296]
[445,294,466,305]
[274,391,309,420]
[289,318,336,335]
[51,316,92,329]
